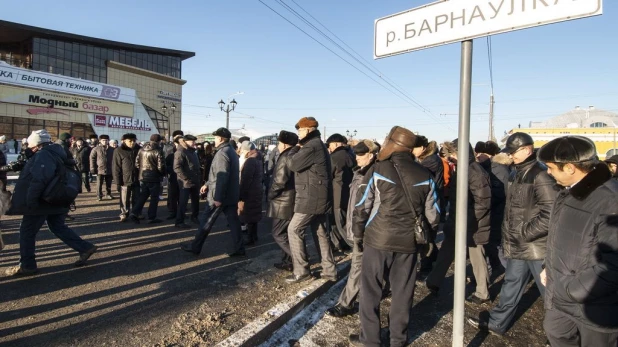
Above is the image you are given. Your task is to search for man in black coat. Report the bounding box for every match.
[286,117,337,284]
[166,130,184,220]
[131,134,165,224]
[113,133,141,222]
[468,132,558,335]
[267,130,299,271]
[349,126,439,347]
[174,134,201,228]
[90,134,115,201]
[72,139,92,193]
[537,136,618,346]
[326,133,355,251]
[605,154,618,179]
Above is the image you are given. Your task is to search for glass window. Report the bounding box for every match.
[93,58,103,67]
[80,53,87,64]
[56,47,65,59]
[40,38,48,45]
[39,55,47,66]
[87,46,93,56]
[33,41,39,51]
[80,45,87,55]
[57,41,64,50]
[72,51,79,62]
[39,44,48,55]
[87,65,93,75]
[157,55,163,65]
[64,61,71,70]
[94,47,100,58]
[33,37,40,44]
[79,64,86,73]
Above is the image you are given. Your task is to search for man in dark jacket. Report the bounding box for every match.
[238,141,263,245]
[605,154,618,179]
[327,133,355,251]
[426,139,492,304]
[90,134,115,201]
[113,133,141,222]
[166,131,184,219]
[286,117,337,284]
[131,134,165,224]
[468,132,558,335]
[56,132,74,160]
[174,134,201,228]
[71,139,91,193]
[5,130,97,276]
[181,127,245,257]
[267,130,299,271]
[349,127,440,347]
[537,136,618,346]
[327,139,379,318]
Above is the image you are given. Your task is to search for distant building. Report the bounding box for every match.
[502,106,618,158]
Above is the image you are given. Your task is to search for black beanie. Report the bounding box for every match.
[150,134,162,142]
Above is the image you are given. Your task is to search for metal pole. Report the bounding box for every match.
[613,125,616,156]
[453,39,473,347]
[489,93,495,141]
[226,106,230,129]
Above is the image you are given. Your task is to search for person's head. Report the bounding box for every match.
[183,134,197,148]
[326,133,347,153]
[501,132,535,165]
[537,136,599,187]
[238,136,250,145]
[205,143,213,154]
[26,129,52,153]
[0,135,6,144]
[378,126,417,161]
[240,141,256,157]
[354,139,379,167]
[99,134,110,147]
[172,130,184,139]
[277,130,299,152]
[605,155,618,175]
[150,134,162,144]
[295,117,319,140]
[76,139,84,148]
[59,132,72,143]
[110,139,118,148]
[212,128,231,147]
[412,135,429,157]
[121,133,137,148]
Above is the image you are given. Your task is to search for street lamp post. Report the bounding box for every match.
[218,92,244,129]
[161,103,176,140]
[346,129,357,140]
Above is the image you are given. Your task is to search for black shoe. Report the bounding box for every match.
[138,214,146,220]
[129,215,140,224]
[191,216,199,224]
[75,246,98,267]
[180,244,200,255]
[315,272,337,282]
[348,334,363,347]
[465,294,490,305]
[426,282,440,295]
[175,223,191,229]
[166,214,177,220]
[227,250,246,257]
[285,273,312,284]
[466,316,504,336]
[325,304,354,318]
[148,219,163,224]
[244,239,256,246]
[274,262,293,272]
[86,189,91,193]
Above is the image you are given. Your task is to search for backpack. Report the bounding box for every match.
[42,151,82,206]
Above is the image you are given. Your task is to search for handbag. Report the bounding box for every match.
[392,163,431,245]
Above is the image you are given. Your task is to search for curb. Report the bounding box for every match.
[216,260,351,347]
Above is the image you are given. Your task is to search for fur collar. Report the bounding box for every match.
[331,146,348,155]
[356,155,377,175]
[299,130,322,146]
[569,163,612,200]
[492,152,513,165]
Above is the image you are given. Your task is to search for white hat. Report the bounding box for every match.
[0,135,5,141]
[27,130,52,148]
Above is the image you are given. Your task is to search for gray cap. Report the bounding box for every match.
[537,136,598,164]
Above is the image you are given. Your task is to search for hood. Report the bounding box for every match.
[418,141,438,162]
[491,152,513,165]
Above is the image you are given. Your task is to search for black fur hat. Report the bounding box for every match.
[238,136,250,144]
[415,135,429,148]
[98,134,110,140]
[277,130,299,146]
[121,133,137,141]
[537,136,598,164]
[326,133,347,145]
[172,130,184,137]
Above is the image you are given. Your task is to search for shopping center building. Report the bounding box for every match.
[0,20,194,150]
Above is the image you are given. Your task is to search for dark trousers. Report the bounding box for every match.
[176,186,199,224]
[360,246,417,347]
[272,218,292,263]
[19,213,94,270]
[288,213,336,278]
[132,181,161,220]
[337,238,363,308]
[81,172,91,192]
[97,174,112,198]
[419,227,439,273]
[544,309,618,346]
[489,258,545,332]
[167,174,180,216]
[189,204,244,254]
[119,184,140,218]
[331,208,351,249]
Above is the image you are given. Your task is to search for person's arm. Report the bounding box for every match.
[173,151,189,182]
[213,151,231,203]
[112,149,123,187]
[268,155,291,201]
[470,169,491,224]
[352,166,376,240]
[26,152,56,208]
[89,147,97,174]
[522,171,558,242]
[288,146,315,173]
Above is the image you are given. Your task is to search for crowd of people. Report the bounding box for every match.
[1,115,618,347]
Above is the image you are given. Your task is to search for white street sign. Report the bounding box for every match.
[374,0,603,59]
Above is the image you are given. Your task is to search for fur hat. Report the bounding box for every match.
[378,126,417,161]
[353,139,379,155]
[99,134,110,140]
[27,129,52,148]
[172,130,184,137]
[295,117,319,129]
[150,134,162,142]
[474,141,486,155]
[110,139,118,145]
[238,136,250,144]
[537,136,598,164]
[605,155,618,165]
[173,135,183,144]
[212,127,232,139]
[121,133,137,141]
[414,135,429,148]
[326,133,347,145]
[277,130,299,146]
[183,134,197,141]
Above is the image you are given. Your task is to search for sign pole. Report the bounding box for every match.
[452,39,473,347]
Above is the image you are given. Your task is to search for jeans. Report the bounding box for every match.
[132,181,161,220]
[19,213,94,270]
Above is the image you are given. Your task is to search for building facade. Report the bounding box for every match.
[0,20,194,150]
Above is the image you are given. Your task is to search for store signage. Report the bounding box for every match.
[0,64,136,103]
[96,114,152,131]
[157,90,182,102]
[94,115,107,126]
[0,84,134,117]
[27,108,70,116]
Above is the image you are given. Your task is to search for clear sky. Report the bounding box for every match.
[2,0,616,143]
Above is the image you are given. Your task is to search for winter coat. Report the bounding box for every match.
[288,130,332,215]
[136,141,165,182]
[239,151,263,224]
[267,146,296,221]
[55,139,73,160]
[166,150,176,181]
[173,139,201,189]
[90,145,114,175]
[353,151,440,254]
[112,143,140,188]
[345,157,376,241]
[418,143,445,197]
[200,152,214,185]
[0,150,7,182]
[502,153,558,260]
[444,152,492,246]
[545,163,618,333]
[0,143,10,156]
[206,142,240,207]
[479,153,512,244]
[330,146,355,211]
[71,146,91,173]
[8,143,70,215]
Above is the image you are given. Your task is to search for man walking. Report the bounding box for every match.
[467,132,557,334]
[131,134,165,224]
[286,117,337,284]
[181,127,245,257]
[5,130,97,276]
[174,134,201,228]
[537,136,618,346]
[113,133,141,222]
[90,134,115,201]
[166,131,184,220]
